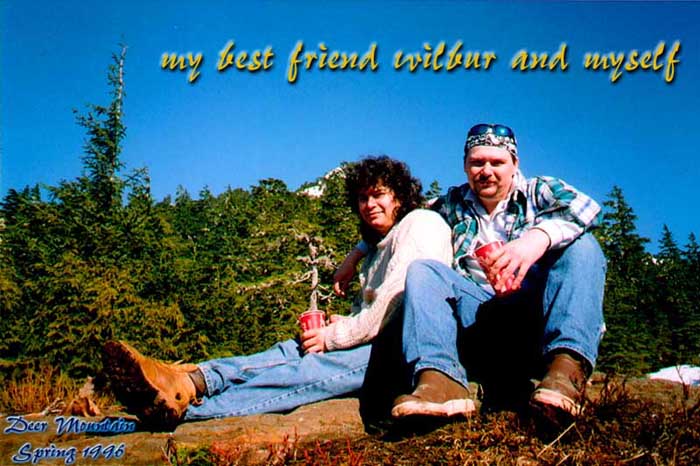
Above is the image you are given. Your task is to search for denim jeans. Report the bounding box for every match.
[402,233,606,389]
[184,339,371,420]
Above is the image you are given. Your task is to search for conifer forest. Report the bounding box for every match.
[1,50,698,386]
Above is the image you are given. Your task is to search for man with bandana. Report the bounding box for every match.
[336,123,606,428]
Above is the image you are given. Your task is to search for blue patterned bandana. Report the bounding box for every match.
[465,124,518,158]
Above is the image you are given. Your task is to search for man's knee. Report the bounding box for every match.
[406,259,449,287]
[556,233,606,273]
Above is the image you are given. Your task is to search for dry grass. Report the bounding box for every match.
[0,364,113,415]
[180,377,700,465]
[3,369,697,464]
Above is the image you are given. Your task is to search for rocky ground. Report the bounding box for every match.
[0,398,364,465]
[1,377,699,465]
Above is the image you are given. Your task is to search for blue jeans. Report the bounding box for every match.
[184,339,371,420]
[402,233,606,389]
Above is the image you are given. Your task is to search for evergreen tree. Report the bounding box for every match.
[653,226,691,364]
[0,215,22,357]
[0,48,201,376]
[682,233,699,271]
[316,164,357,258]
[654,229,700,365]
[75,46,127,214]
[681,233,700,364]
[658,225,681,260]
[46,46,130,263]
[0,185,58,360]
[425,180,442,201]
[595,186,654,374]
[596,186,649,274]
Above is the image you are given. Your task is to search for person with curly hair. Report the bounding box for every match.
[103,155,452,431]
[338,124,606,430]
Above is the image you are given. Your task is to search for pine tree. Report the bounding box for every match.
[0,185,58,360]
[653,225,692,364]
[682,233,700,271]
[597,186,649,275]
[595,186,655,374]
[0,48,203,376]
[316,163,357,259]
[425,180,442,201]
[682,233,700,364]
[0,214,22,357]
[77,47,127,213]
[42,46,130,263]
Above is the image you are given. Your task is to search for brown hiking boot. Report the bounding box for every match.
[391,370,478,418]
[103,341,202,431]
[530,352,588,427]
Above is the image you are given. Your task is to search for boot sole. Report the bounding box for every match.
[529,388,582,433]
[530,387,581,416]
[391,398,477,418]
[103,341,180,431]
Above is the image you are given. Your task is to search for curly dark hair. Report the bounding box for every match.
[344,155,424,245]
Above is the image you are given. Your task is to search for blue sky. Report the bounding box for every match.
[2,1,699,252]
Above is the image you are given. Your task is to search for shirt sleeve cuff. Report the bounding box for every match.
[531,221,563,249]
[323,322,340,352]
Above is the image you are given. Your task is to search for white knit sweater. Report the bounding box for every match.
[324,209,452,351]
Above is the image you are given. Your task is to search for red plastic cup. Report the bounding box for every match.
[299,310,326,331]
[473,240,513,295]
[474,240,505,261]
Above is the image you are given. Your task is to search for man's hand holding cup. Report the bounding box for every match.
[474,240,516,296]
[475,229,551,295]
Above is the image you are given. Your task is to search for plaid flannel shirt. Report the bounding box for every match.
[432,170,602,282]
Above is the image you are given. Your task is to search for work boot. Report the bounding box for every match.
[391,369,478,418]
[530,352,588,428]
[103,341,204,431]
